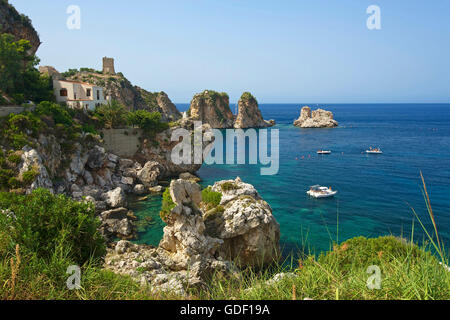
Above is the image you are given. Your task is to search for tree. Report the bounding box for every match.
[93,100,129,129]
[0,33,53,104]
[128,109,168,135]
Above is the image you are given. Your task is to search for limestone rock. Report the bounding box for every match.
[179,172,201,183]
[188,90,234,128]
[234,92,272,129]
[133,184,146,195]
[19,147,53,193]
[102,187,126,208]
[137,161,161,187]
[294,106,338,128]
[208,177,281,267]
[87,145,106,169]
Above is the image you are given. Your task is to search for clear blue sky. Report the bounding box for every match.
[9,0,450,103]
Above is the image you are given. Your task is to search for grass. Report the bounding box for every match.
[0,175,448,300]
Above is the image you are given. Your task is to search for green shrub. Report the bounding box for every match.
[201,187,222,207]
[221,181,239,192]
[160,188,176,222]
[0,188,105,264]
[7,153,21,164]
[21,169,38,185]
[128,110,169,136]
[7,177,21,189]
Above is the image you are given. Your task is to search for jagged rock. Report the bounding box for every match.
[121,176,134,185]
[102,187,126,208]
[19,147,53,193]
[155,92,182,122]
[133,184,146,195]
[208,177,281,267]
[179,172,201,182]
[137,161,161,187]
[69,143,88,176]
[118,158,134,171]
[83,170,94,185]
[99,208,135,240]
[87,146,107,169]
[293,106,338,128]
[149,185,163,193]
[234,92,272,129]
[188,90,234,128]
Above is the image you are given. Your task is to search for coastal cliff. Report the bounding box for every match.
[234,92,274,129]
[187,90,234,128]
[294,106,338,128]
[63,70,182,122]
[0,0,40,55]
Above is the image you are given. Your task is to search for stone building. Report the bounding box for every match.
[102,57,116,74]
[53,79,109,111]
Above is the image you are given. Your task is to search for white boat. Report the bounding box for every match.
[366,147,383,154]
[317,150,331,154]
[307,185,338,198]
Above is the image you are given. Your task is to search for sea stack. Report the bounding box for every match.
[187,90,234,128]
[294,106,338,128]
[234,92,275,129]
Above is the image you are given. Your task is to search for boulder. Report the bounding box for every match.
[208,177,281,267]
[137,161,161,187]
[179,172,201,183]
[102,187,126,208]
[133,184,146,195]
[19,147,53,193]
[87,146,106,169]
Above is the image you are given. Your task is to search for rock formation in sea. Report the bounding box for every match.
[293,106,338,128]
[104,177,280,295]
[234,92,275,129]
[0,0,41,55]
[187,90,235,128]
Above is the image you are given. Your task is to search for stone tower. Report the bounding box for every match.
[102,57,115,74]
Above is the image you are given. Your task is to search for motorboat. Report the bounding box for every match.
[307,185,338,198]
[366,147,383,154]
[317,150,331,154]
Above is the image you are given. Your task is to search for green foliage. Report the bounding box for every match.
[21,169,38,185]
[6,153,21,164]
[128,110,169,136]
[240,92,258,104]
[160,188,176,222]
[201,187,222,208]
[0,188,105,265]
[221,181,239,191]
[35,101,73,127]
[0,34,54,104]
[93,100,129,129]
[61,68,79,78]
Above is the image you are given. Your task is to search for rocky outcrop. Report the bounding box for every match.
[65,70,182,121]
[19,147,53,192]
[104,177,280,295]
[38,66,62,80]
[154,91,182,122]
[0,1,41,55]
[188,90,234,128]
[294,106,338,128]
[234,92,274,129]
[208,177,281,267]
[104,179,237,295]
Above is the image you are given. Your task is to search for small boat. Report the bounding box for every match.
[307,185,338,198]
[366,147,383,154]
[317,150,331,154]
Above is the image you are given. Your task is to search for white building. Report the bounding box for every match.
[53,80,109,111]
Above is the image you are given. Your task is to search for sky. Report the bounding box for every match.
[9,0,450,103]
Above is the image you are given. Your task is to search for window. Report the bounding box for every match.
[60,89,68,97]
[97,90,100,100]
[86,89,91,97]
[74,93,77,100]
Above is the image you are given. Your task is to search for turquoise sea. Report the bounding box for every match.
[131,104,450,255]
